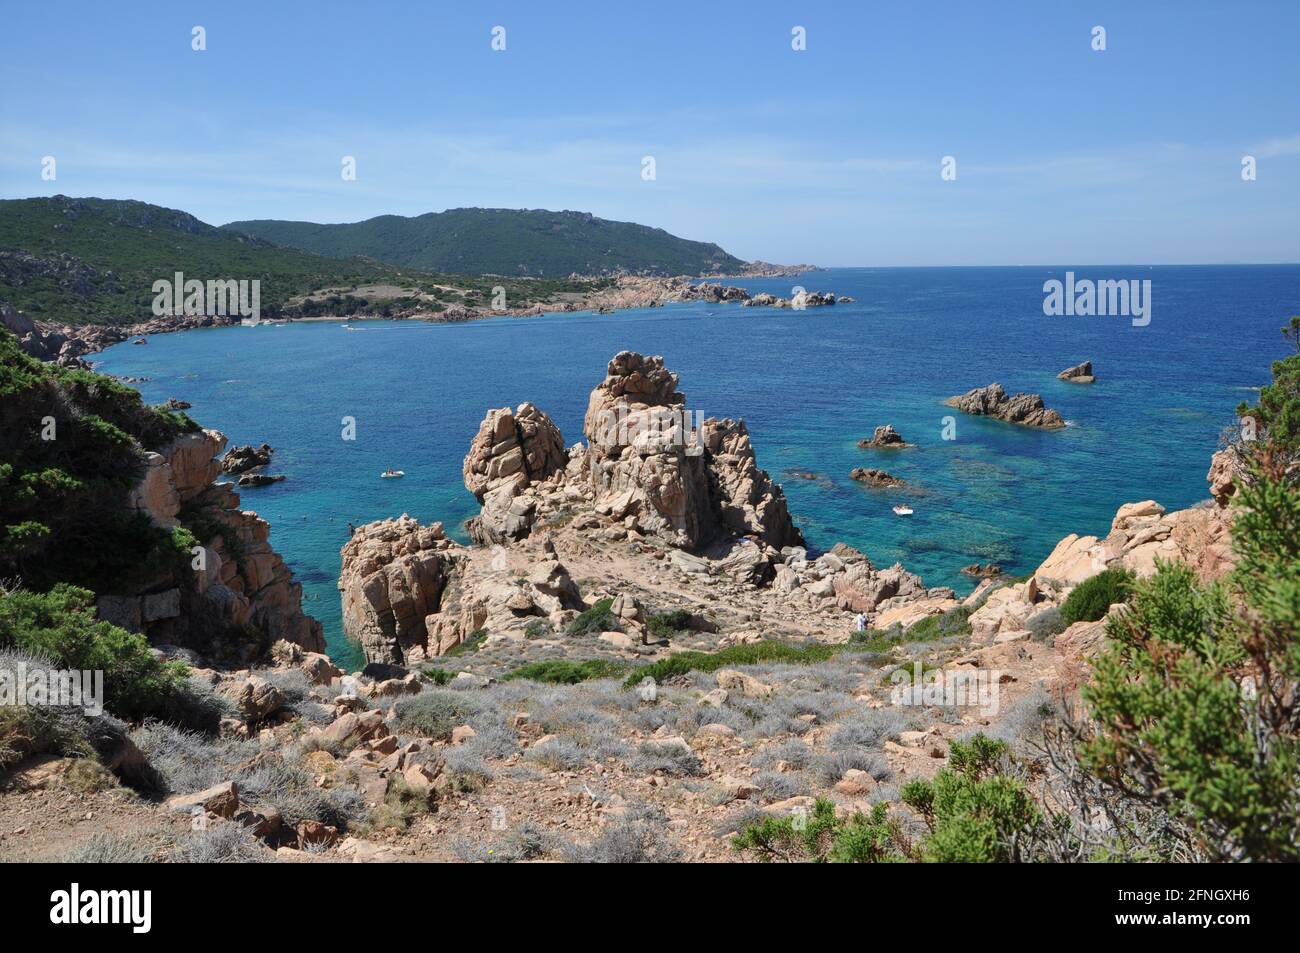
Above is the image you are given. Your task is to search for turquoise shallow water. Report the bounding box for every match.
[92,265,1300,668]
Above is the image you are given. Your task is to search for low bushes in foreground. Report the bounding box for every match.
[732,734,1039,863]
[0,584,188,721]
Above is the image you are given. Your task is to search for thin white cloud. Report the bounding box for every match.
[1247,134,1300,158]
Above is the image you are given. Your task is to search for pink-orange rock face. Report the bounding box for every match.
[1206,448,1241,507]
[338,516,459,664]
[579,351,802,550]
[463,402,567,544]
[116,427,324,659]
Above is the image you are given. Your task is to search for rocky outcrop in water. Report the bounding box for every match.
[944,383,1065,429]
[460,352,802,554]
[1057,361,1095,383]
[576,351,802,550]
[740,291,851,309]
[857,424,913,449]
[222,443,274,474]
[237,473,285,487]
[849,467,906,488]
[686,283,750,302]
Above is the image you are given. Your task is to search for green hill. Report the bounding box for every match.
[221,207,747,277]
[0,197,605,324]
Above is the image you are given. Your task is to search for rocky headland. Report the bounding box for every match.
[2,329,1251,862]
[2,328,1252,864]
[337,352,959,668]
[222,443,274,474]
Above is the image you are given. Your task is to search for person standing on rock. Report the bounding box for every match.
[855,612,867,633]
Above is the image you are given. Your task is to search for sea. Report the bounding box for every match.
[92,265,1300,668]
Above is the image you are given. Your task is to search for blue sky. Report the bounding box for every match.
[2,0,1297,265]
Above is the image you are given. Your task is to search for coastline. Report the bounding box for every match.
[34,270,841,365]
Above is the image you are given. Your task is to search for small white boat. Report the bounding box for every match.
[892,504,913,516]
[380,469,405,479]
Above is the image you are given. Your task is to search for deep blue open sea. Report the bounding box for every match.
[93,265,1300,668]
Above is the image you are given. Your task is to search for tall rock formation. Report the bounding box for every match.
[463,402,568,544]
[338,516,462,664]
[576,351,802,550]
[340,352,943,663]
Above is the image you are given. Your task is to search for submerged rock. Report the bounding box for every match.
[849,467,906,488]
[960,562,1003,578]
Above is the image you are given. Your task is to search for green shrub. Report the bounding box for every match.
[393,691,479,740]
[731,797,907,863]
[1073,328,1300,862]
[0,584,187,720]
[419,666,454,686]
[1060,567,1135,625]
[0,330,198,592]
[646,609,693,640]
[905,604,974,641]
[900,734,1041,862]
[849,605,972,654]
[567,598,615,636]
[502,658,630,684]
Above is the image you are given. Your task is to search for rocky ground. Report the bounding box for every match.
[0,350,1240,863]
